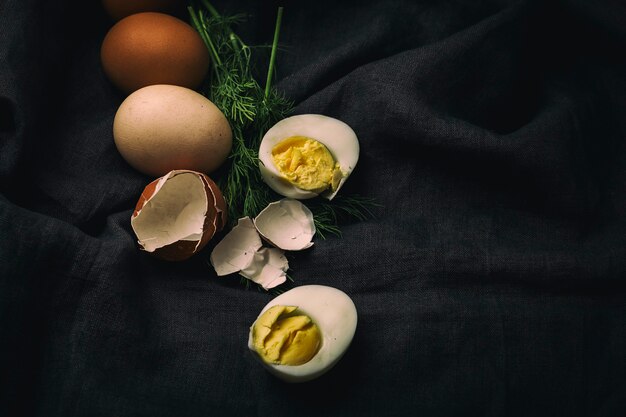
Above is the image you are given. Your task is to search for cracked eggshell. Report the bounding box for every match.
[209,217,263,276]
[254,199,315,251]
[248,285,358,383]
[240,248,289,290]
[259,114,360,200]
[210,199,317,289]
[131,170,226,261]
[210,218,290,290]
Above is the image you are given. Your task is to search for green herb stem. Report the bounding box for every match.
[201,0,241,53]
[188,6,222,81]
[187,7,210,53]
[200,0,221,19]
[265,7,284,98]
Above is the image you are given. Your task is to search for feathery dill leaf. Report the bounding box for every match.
[308,195,381,239]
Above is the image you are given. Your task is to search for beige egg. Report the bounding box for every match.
[113,84,232,177]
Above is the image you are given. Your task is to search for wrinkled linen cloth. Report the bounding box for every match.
[1,1,625,416]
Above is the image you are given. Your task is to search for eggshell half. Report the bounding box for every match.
[131,170,226,261]
[259,114,360,200]
[248,285,358,383]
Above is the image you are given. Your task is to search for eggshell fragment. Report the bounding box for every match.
[210,199,318,289]
[131,170,226,261]
[239,248,289,290]
[209,217,263,276]
[254,199,315,251]
[248,285,358,383]
[210,217,290,290]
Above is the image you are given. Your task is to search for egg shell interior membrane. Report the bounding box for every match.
[239,247,288,290]
[209,217,264,276]
[132,172,207,252]
[254,199,315,251]
[259,114,360,200]
[249,285,358,383]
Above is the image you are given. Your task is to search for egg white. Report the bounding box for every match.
[258,114,360,200]
[248,285,358,383]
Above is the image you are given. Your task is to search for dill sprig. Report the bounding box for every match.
[308,195,382,239]
[188,1,291,225]
[188,1,378,239]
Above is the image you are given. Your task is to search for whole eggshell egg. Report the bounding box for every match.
[248,285,358,383]
[100,12,209,93]
[113,84,232,177]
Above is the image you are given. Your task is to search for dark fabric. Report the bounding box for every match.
[1,0,625,416]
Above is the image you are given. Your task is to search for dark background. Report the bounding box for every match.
[1,0,626,416]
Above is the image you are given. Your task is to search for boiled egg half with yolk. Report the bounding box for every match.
[259,114,360,200]
[248,285,358,382]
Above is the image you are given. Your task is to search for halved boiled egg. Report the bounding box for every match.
[248,285,358,383]
[259,114,360,200]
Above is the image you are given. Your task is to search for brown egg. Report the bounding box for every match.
[102,0,182,21]
[100,12,209,94]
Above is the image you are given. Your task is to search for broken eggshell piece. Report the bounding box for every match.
[210,199,315,290]
[209,218,287,290]
[131,169,226,261]
[254,199,315,251]
[240,247,289,290]
[209,217,263,276]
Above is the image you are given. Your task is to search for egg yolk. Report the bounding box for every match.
[271,136,341,193]
[252,305,321,366]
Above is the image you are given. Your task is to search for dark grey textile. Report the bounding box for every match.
[1,0,625,416]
